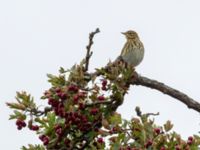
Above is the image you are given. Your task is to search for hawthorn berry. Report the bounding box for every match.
[68,85,79,93]
[64,138,71,147]
[175,145,181,150]
[160,147,166,150]
[98,95,105,101]
[188,136,193,141]
[39,135,46,141]
[58,92,67,100]
[43,136,49,145]
[73,95,79,103]
[55,87,61,93]
[102,79,107,86]
[113,127,118,132]
[16,119,26,130]
[97,137,104,144]
[101,86,107,91]
[78,103,85,110]
[145,140,153,148]
[187,140,193,145]
[78,91,86,98]
[90,108,99,115]
[39,135,49,145]
[30,125,39,131]
[154,128,161,134]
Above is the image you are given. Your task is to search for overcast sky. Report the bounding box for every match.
[1,0,200,149]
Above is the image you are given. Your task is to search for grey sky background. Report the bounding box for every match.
[1,0,200,149]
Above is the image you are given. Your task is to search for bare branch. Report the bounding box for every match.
[84,28,100,72]
[88,64,200,113]
[133,74,200,112]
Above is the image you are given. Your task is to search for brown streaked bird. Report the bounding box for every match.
[120,30,144,67]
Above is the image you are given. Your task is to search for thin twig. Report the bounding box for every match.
[135,106,159,117]
[84,28,100,72]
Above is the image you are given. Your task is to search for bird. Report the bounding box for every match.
[119,30,144,67]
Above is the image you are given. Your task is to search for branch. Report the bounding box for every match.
[88,63,200,113]
[133,74,200,112]
[84,28,100,72]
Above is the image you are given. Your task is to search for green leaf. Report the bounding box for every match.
[47,74,66,87]
[59,67,66,73]
[9,110,26,120]
[21,144,45,150]
[164,120,173,132]
[110,113,122,125]
[34,117,48,128]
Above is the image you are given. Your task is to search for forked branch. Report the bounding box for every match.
[84,28,100,72]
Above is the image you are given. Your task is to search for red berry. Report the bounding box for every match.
[98,95,105,101]
[56,128,62,135]
[21,121,26,127]
[43,136,49,145]
[39,135,49,145]
[81,115,88,123]
[65,138,71,146]
[48,98,59,107]
[187,136,193,145]
[31,125,39,131]
[160,147,166,150]
[78,103,85,110]
[90,108,99,115]
[17,126,22,130]
[16,119,26,129]
[55,87,61,93]
[58,92,67,100]
[145,140,153,148]
[126,146,131,150]
[16,119,22,126]
[102,79,107,86]
[73,95,79,103]
[112,127,118,133]
[101,86,107,91]
[187,140,193,145]
[188,136,193,141]
[154,128,161,134]
[175,145,181,150]
[78,92,86,98]
[68,85,79,92]
[97,138,104,144]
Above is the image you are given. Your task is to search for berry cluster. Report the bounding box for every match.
[101,79,107,91]
[39,135,49,145]
[16,119,26,130]
[39,83,104,148]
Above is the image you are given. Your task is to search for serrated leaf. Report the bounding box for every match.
[21,144,45,150]
[34,117,48,128]
[164,120,173,132]
[6,102,26,110]
[108,113,122,125]
[12,110,26,120]
[9,114,18,120]
[59,67,66,74]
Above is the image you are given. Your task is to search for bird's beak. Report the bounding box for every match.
[121,32,126,35]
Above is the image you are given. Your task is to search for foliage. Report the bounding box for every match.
[7,61,200,150]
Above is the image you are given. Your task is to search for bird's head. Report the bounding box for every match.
[121,30,139,40]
